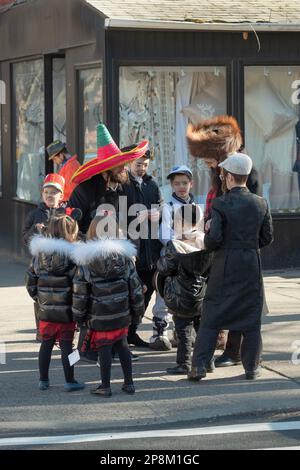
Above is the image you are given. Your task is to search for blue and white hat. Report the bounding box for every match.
[167,165,193,179]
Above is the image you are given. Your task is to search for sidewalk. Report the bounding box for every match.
[0,257,299,436]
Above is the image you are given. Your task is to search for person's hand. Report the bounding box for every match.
[35,223,45,232]
[205,219,212,232]
[148,208,160,222]
[142,284,148,294]
[137,210,148,223]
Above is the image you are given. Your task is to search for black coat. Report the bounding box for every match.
[202,187,273,331]
[23,203,67,245]
[25,236,76,323]
[72,239,145,331]
[121,172,163,271]
[157,240,212,319]
[68,174,122,233]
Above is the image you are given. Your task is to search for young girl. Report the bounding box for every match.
[72,215,145,397]
[26,214,85,392]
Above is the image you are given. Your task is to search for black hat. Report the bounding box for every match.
[47,140,66,160]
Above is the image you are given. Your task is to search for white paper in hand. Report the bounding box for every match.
[68,349,80,366]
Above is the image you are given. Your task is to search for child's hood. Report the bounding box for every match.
[29,234,75,258]
[168,240,213,276]
[71,239,137,266]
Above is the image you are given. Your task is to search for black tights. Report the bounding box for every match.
[98,337,132,388]
[39,338,75,383]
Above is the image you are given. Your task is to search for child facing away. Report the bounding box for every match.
[149,165,205,351]
[156,204,213,375]
[26,214,85,392]
[72,215,145,397]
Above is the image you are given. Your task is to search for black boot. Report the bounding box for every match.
[127,324,149,348]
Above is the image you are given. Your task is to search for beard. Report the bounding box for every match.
[108,169,129,185]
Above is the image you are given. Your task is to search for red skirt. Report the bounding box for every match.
[39,320,76,342]
[81,328,128,352]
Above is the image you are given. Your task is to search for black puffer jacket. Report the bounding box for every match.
[25,236,76,323]
[23,203,67,245]
[72,239,145,331]
[157,240,213,318]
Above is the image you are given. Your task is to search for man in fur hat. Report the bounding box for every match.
[186,115,262,368]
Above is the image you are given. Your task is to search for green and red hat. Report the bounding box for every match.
[43,173,65,193]
[71,124,149,184]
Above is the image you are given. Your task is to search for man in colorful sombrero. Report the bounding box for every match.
[69,123,148,233]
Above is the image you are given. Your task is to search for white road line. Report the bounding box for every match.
[1,421,300,447]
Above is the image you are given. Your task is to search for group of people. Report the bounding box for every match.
[23,116,273,397]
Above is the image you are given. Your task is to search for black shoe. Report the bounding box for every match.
[127,333,149,348]
[187,367,206,381]
[245,367,262,380]
[205,360,215,373]
[90,385,112,397]
[166,364,190,375]
[214,354,241,368]
[122,383,135,394]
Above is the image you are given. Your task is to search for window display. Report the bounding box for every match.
[245,66,300,212]
[119,66,227,202]
[13,59,45,203]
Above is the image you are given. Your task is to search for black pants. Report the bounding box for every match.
[137,269,156,312]
[192,327,262,372]
[174,315,200,367]
[223,331,242,361]
[98,337,133,388]
[39,338,74,383]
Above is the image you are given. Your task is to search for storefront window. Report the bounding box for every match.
[78,67,102,162]
[53,58,66,142]
[245,66,300,212]
[13,59,45,203]
[119,66,227,201]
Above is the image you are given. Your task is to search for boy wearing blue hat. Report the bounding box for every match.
[149,165,205,354]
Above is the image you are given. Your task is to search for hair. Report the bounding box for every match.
[169,172,193,183]
[223,169,248,184]
[87,215,119,240]
[45,214,78,242]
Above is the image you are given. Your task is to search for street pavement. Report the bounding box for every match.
[0,255,299,441]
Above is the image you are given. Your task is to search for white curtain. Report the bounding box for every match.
[245,68,300,210]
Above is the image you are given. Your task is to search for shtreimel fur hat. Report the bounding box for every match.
[186,115,243,161]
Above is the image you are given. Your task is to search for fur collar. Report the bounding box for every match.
[29,235,75,257]
[72,239,137,265]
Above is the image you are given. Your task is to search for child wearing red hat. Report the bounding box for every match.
[23,174,66,341]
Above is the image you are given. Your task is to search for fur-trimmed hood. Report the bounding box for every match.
[71,239,137,265]
[186,115,242,161]
[29,234,75,257]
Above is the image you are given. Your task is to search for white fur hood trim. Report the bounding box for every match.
[72,239,137,265]
[29,235,75,258]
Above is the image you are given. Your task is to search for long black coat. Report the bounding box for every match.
[202,187,273,331]
[122,172,163,271]
[72,239,145,331]
[25,236,76,323]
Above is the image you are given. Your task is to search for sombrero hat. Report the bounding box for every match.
[71,123,149,184]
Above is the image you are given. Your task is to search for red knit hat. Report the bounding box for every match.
[71,123,148,184]
[43,173,65,193]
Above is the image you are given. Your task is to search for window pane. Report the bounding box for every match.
[0,102,2,196]
[78,67,102,162]
[245,66,300,212]
[53,58,66,142]
[13,59,45,203]
[119,66,227,202]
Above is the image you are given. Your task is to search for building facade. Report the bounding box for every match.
[0,0,300,267]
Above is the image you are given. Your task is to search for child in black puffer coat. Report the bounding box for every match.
[156,204,212,375]
[72,215,145,397]
[26,214,85,392]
